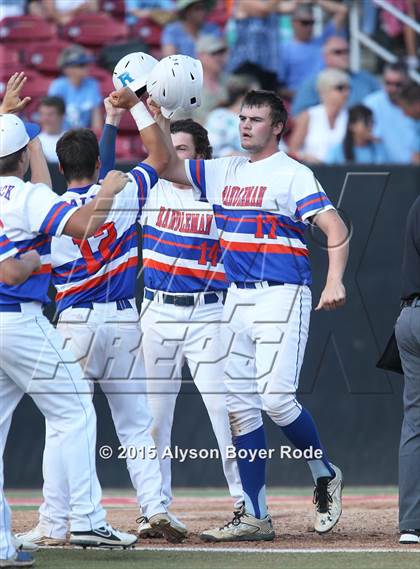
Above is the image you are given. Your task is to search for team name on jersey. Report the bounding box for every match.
[222,185,267,208]
[156,206,213,235]
[69,196,93,207]
[0,185,14,200]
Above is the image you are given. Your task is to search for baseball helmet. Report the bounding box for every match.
[146,55,203,118]
[112,52,158,93]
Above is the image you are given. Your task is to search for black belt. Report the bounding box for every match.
[233,281,285,289]
[70,299,133,310]
[401,296,420,308]
[0,303,22,312]
[144,289,221,306]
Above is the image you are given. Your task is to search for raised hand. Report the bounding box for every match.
[109,87,140,110]
[0,72,32,114]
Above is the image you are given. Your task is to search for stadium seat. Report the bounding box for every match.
[118,112,139,135]
[88,65,114,97]
[0,16,56,43]
[100,0,126,20]
[0,45,20,67]
[24,41,72,76]
[130,18,162,48]
[61,14,128,48]
[115,135,136,161]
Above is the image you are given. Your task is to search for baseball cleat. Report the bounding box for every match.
[148,512,187,544]
[137,516,163,539]
[399,529,420,544]
[15,525,65,547]
[70,523,137,548]
[200,505,275,542]
[313,464,343,534]
[12,536,38,553]
[0,551,34,567]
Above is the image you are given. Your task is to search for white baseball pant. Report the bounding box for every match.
[141,294,243,508]
[37,300,167,539]
[222,284,311,436]
[0,303,106,559]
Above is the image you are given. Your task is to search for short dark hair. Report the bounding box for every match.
[56,129,99,182]
[399,82,420,104]
[170,119,213,159]
[0,146,27,176]
[38,96,65,116]
[241,90,288,141]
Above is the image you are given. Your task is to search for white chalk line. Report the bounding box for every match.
[40,545,420,554]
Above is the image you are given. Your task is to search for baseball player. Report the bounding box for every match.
[0,101,137,563]
[137,118,243,537]
[17,91,189,545]
[149,89,349,541]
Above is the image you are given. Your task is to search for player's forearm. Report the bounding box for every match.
[63,188,115,239]
[139,123,170,175]
[324,215,349,282]
[29,140,52,187]
[0,254,40,286]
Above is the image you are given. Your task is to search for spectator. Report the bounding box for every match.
[205,74,259,157]
[379,0,419,71]
[37,96,66,163]
[124,0,175,26]
[292,36,380,115]
[398,83,420,163]
[39,0,98,25]
[364,63,418,163]
[326,104,388,164]
[194,34,229,123]
[277,1,348,97]
[226,0,286,76]
[48,45,102,130]
[161,0,221,58]
[288,68,349,163]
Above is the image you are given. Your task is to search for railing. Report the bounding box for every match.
[349,0,420,84]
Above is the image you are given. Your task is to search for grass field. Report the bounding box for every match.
[27,549,420,569]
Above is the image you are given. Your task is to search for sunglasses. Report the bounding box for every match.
[297,19,315,26]
[334,84,350,92]
[330,48,349,55]
[385,80,403,88]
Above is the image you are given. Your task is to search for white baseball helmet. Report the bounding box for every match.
[112,52,158,93]
[146,55,203,118]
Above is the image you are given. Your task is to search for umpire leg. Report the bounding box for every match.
[395,306,420,531]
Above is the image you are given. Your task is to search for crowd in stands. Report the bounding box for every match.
[0,0,419,164]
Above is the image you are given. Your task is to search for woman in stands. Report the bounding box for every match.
[288,68,349,163]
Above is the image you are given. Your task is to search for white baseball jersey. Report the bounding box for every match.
[0,177,77,303]
[185,152,335,285]
[140,179,228,293]
[51,163,158,312]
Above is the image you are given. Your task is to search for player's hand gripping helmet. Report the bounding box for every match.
[146,55,203,118]
[113,52,158,95]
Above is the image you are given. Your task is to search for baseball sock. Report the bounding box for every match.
[280,407,335,482]
[233,425,268,519]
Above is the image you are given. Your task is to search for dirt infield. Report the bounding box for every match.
[11,491,403,550]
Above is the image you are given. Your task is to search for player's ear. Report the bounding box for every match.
[273,121,283,137]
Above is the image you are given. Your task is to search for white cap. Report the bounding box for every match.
[113,52,158,93]
[0,114,41,158]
